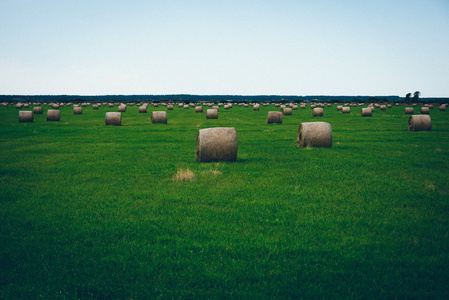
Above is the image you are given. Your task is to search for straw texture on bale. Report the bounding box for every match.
[282,108,292,115]
[195,106,203,113]
[253,104,260,111]
[33,107,43,114]
[380,105,386,110]
[337,106,342,111]
[361,108,372,117]
[206,109,218,119]
[297,122,332,148]
[196,127,238,162]
[118,105,126,112]
[93,104,99,110]
[420,107,430,114]
[73,106,83,114]
[439,106,446,111]
[312,107,323,117]
[267,111,283,124]
[404,107,414,114]
[341,107,350,114]
[105,112,121,126]
[139,106,147,113]
[151,111,167,124]
[167,105,174,110]
[408,115,431,131]
[47,110,61,121]
[19,111,33,122]
[300,104,306,109]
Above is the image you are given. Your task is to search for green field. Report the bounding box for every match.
[1,103,449,299]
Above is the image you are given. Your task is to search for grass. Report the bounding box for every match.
[1,103,449,299]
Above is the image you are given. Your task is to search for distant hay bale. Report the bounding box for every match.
[253,104,260,111]
[212,105,219,111]
[93,104,99,110]
[19,111,33,122]
[196,127,238,162]
[139,106,147,113]
[380,105,386,110]
[439,105,446,111]
[15,103,23,109]
[341,107,350,114]
[73,106,83,114]
[312,107,323,117]
[167,105,174,110]
[151,111,167,124]
[310,104,316,109]
[420,107,430,114]
[47,110,61,121]
[387,104,392,108]
[282,107,292,115]
[33,107,43,114]
[105,112,121,126]
[404,107,414,114]
[195,106,203,113]
[118,105,126,112]
[361,107,372,117]
[206,109,218,119]
[292,105,298,110]
[267,111,283,124]
[337,105,342,111]
[183,105,189,109]
[297,122,332,148]
[408,115,431,131]
[300,104,306,109]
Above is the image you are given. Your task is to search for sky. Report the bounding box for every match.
[0,0,448,97]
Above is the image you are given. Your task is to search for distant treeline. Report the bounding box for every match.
[1,94,448,103]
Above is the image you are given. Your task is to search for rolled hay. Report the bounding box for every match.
[420,107,430,114]
[206,109,218,119]
[183,105,189,109]
[439,105,446,111]
[47,109,61,121]
[167,105,174,110]
[73,106,83,114]
[361,107,372,117]
[341,107,350,114]
[151,111,167,124]
[196,127,238,162]
[337,105,342,111]
[312,107,323,117]
[404,107,414,114]
[300,104,306,109]
[380,105,386,110]
[139,106,147,113]
[253,104,260,111]
[93,104,99,110]
[212,105,219,111]
[408,115,431,131]
[195,106,203,113]
[15,103,23,109]
[267,111,283,124]
[297,122,332,148]
[118,105,126,112]
[33,107,43,114]
[292,105,298,110]
[19,111,33,122]
[105,112,121,126]
[282,107,293,115]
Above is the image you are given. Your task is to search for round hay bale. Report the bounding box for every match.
[19,111,33,122]
[212,105,219,111]
[283,107,293,115]
[420,107,430,114]
[267,111,282,124]
[408,115,431,131]
[139,106,147,113]
[253,104,260,111]
[16,103,23,109]
[361,107,372,117]
[297,122,332,148]
[341,107,350,114]
[292,105,298,110]
[105,112,121,126]
[380,105,386,110]
[206,109,218,119]
[118,105,126,112]
[151,111,167,124]
[337,105,342,111]
[439,105,446,111]
[73,106,83,114]
[167,105,174,110]
[93,104,99,110]
[300,104,306,109]
[33,107,43,114]
[47,110,61,121]
[196,127,238,162]
[404,107,414,114]
[195,106,203,113]
[183,105,189,109]
[312,107,323,117]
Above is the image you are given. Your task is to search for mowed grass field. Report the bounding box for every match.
[1,103,449,299]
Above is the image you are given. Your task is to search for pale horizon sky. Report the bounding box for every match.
[1,0,448,97]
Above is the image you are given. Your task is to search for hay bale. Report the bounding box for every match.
[283,107,293,115]
[151,111,167,124]
[196,127,238,162]
[361,107,372,117]
[105,112,121,126]
[253,104,260,111]
[300,104,306,109]
[337,105,342,111]
[404,107,414,114]
[19,111,33,122]
[195,106,203,113]
[183,105,189,109]
[206,109,218,119]
[297,122,332,148]
[420,107,430,114]
[139,106,147,113]
[380,105,386,110]
[15,103,23,109]
[118,105,126,112]
[73,106,83,114]
[47,110,61,121]
[341,107,350,114]
[167,105,174,110]
[33,107,43,114]
[93,104,99,110]
[312,107,323,117]
[408,115,431,131]
[267,111,283,124]
[439,105,446,111]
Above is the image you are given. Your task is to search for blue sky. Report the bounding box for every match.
[1,0,448,97]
